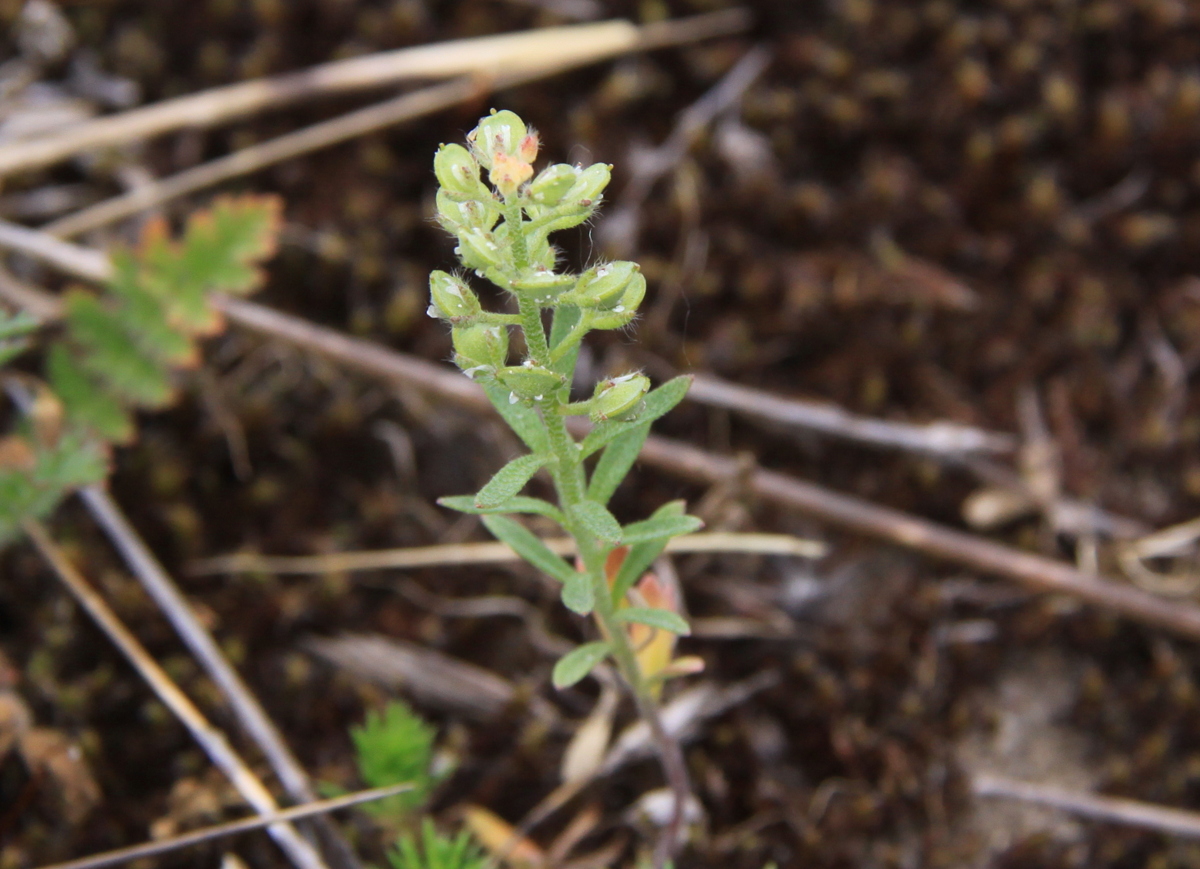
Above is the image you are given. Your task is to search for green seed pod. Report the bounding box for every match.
[509,269,575,300]
[497,362,566,401]
[564,163,611,206]
[562,261,639,308]
[452,323,508,374]
[469,109,528,169]
[586,273,646,329]
[590,373,650,422]
[455,231,506,273]
[428,270,481,320]
[436,190,498,234]
[434,143,483,198]
[529,164,579,206]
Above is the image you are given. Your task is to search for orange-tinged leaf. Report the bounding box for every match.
[461,805,545,868]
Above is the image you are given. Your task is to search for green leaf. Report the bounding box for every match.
[615,607,691,636]
[0,310,38,367]
[561,569,594,615]
[351,700,435,814]
[65,291,172,407]
[481,514,576,584]
[483,382,550,454]
[389,819,486,869]
[473,452,547,509]
[437,494,563,524]
[552,641,611,689]
[548,304,582,379]
[570,499,622,546]
[580,375,691,459]
[47,345,133,443]
[620,513,703,545]
[587,422,649,505]
[612,501,687,604]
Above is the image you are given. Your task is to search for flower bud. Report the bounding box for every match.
[562,261,639,308]
[434,143,484,198]
[590,373,650,422]
[496,361,566,401]
[469,110,528,169]
[428,270,481,320]
[529,164,579,206]
[455,230,506,273]
[490,151,534,196]
[565,163,611,206]
[452,323,508,374]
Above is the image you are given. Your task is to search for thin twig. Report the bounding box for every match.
[187,532,825,577]
[21,519,329,869]
[688,373,1015,457]
[0,22,635,179]
[34,784,413,869]
[974,773,1200,840]
[0,10,750,180]
[78,486,360,869]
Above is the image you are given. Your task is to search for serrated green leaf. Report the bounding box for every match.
[615,607,691,636]
[437,494,563,524]
[552,641,611,689]
[587,422,649,505]
[65,291,171,407]
[473,452,547,509]
[106,252,195,365]
[483,383,550,454]
[570,499,622,546]
[561,569,594,615]
[620,513,703,545]
[580,375,691,459]
[47,345,133,442]
[612,501,686,604]
[481,515,576,584]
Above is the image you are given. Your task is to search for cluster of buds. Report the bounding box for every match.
[428,109,649,414]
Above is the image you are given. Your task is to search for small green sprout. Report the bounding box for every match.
[351,700,437,817]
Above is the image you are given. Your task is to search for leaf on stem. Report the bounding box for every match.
[579,375,692,459]
[561,569,594,615]
[614,606,691,636]
[473,453,548,509]
[438,494,563,524]
[587,422,649,505]
[611,501,687,604]
[620,513,703,545]
[480,514,576,585]
[552,641,611,689]
[570,499,622,546]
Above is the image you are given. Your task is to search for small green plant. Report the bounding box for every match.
[429,110,701,861]
[388,820,486,869]
[0,196,281,543]
[352,700,438,817]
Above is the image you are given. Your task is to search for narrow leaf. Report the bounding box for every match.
[612,501,686,604]
[473,453,547,509]
[588,422,649,505]
[481,515,575,584]
[483,383,550,454]
[552,642,611,689]
[438,494,563,524]
[548,304,582,379]
[615,607,691,636]
[561,569,595,615]
[620,513,703,545]
[580,375,692,458]
[570,499,622,546]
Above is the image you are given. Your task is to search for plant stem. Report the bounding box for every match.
[509,183,691,869]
